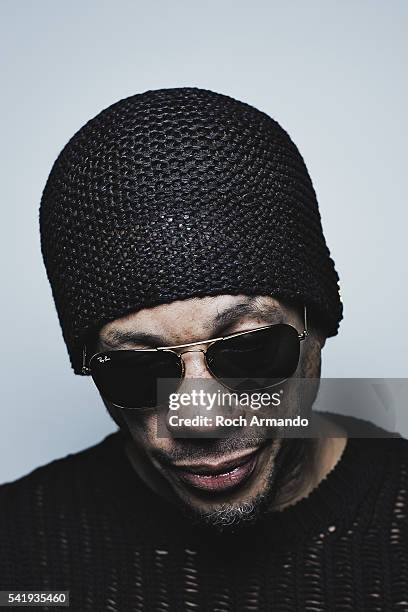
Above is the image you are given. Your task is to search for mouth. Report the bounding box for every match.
[170,448,261,494]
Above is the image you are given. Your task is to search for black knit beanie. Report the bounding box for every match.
[39,87,342,374]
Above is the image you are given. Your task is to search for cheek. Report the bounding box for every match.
[104,400,158,446]
[122,411,157,444]
[121,411,175,457]
[300,337,322,378]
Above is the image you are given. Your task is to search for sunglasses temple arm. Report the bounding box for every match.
[82,345,90,375]
[298,305,309,341]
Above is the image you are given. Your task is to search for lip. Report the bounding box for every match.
[171,448,260,494]
[172,447,260,474]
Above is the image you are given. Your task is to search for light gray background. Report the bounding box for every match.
[1,0,407,484]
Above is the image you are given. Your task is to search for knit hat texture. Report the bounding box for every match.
[39,87,342,374]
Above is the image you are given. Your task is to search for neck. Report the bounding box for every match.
[273,415,347,511]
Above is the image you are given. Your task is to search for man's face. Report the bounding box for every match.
[96,295,324,530]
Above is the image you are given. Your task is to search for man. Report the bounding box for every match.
[1,88,407,611]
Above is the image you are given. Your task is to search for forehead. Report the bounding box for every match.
[99,294,297,347]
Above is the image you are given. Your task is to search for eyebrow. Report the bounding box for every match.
[99,298,283,350]
[99,330,165,350]
[211,298,283,336]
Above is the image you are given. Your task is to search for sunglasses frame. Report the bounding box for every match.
[82,307,308,404]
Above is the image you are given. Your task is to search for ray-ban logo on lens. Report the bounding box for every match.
[97,356,111,363]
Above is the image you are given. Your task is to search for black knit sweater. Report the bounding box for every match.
[1,424,407,611]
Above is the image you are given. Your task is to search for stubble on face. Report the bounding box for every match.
[96,295,326,532]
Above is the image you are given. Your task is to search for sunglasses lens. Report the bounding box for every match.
[90,350,182,409]
[206,324,300,390]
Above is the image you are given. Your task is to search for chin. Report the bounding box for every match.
[182,487,277,533]
[170,450,281,533]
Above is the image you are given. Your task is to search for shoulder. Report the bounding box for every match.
[320,411,402,438]
[386,434,408,467]
[0,431,153,589]
[327,411,408,464]
[0,431,125,515]
[380,435,408,466]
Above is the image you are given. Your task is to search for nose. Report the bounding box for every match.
[165,349,246,437]
[178,349,212,379]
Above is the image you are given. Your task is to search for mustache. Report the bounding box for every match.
[150,436,271,466]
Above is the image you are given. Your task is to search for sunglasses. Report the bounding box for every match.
[82,306,308,410]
